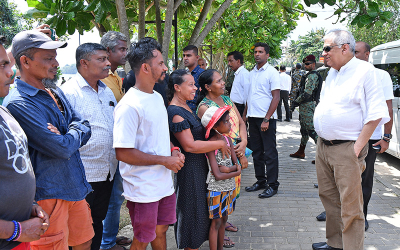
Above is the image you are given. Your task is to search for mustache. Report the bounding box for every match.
[103,66,111,71]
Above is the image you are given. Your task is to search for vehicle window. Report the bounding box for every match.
[375,63,400,97]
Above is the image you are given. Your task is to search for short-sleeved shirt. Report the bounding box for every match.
[314,57,389,140]
[61,73,118,183]
[101,69,124,102]
[0,106,35,249]
[371,68,394,140]
[113,87,174,203]
[279,72,292,91]
[247,62,281,118]
[187,65,205,112]
[230,65,250,105]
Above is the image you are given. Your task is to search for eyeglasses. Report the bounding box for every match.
[304,62,314,65]
[323,43,350,52]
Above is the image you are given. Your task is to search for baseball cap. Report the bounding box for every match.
[303,54,316,63]
[201,105,231,139]
[11,30,67,57]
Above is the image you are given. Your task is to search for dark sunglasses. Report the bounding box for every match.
[323,43,350,52]
[304,62,314,65]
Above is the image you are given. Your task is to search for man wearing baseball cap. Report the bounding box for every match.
[3,30,94,250]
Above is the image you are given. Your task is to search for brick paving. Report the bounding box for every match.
[119,111,400,250]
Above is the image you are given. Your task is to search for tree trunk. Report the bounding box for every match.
[154,0,163,44]
[115,0,131,72]
[161,0,174,63]
[187,0,213,45]
[138,0,146,39]
[173,0,184,12]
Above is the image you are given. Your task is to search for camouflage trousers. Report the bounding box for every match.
[299,103,318,146]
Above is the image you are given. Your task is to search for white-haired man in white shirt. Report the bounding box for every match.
[312,29,389,250]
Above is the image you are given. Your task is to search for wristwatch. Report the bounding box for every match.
[384,133,392,139]
[263,118,270,123]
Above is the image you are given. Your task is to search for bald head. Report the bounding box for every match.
[355,41,371,62]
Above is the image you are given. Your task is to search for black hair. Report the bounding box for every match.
[208,110,230,139]
[76,43,107,68]
[127,37,162,74]
[15,47,38,70]
[274,66,279,71]
[227,51,244,64]
[196,69,218,106]
[183,45,198,55]
[296,63,301,69]
[0,36,5,46]
[167,69,191,102]
[253,42,270,54]
[280,65,286,71]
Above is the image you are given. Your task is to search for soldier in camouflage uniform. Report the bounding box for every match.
[290,55,322,161]
[289,63,305,119]
[224,67,235,96]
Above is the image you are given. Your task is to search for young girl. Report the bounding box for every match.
[201,106,242,250]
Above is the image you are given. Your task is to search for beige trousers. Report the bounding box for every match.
[316,138,368,250]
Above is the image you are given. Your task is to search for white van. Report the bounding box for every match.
[369,40,400,158]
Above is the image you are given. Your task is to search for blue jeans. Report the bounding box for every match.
[100,167,125,249]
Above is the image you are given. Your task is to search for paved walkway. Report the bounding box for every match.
[119,111,400,250]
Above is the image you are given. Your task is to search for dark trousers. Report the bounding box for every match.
[277,90,290,120]
[248,117,279,190]
[362,140,378,219]
[86,177,114,250]
[233,102,245,117]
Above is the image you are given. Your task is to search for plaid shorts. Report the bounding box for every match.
[207,188,236,219]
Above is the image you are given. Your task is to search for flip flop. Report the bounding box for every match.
[223,236,235,248]
[116,236,132,246]
[225,222,238,232]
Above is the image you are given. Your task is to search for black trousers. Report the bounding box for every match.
[85,177,114,250]
[362,139,378,219]
[277,90,290,120]
[248,117,279,190]
[233,102,245,117]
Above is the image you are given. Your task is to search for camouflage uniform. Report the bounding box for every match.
[225,68,235,96]
[295,71,319,146]
[290,69,305,109]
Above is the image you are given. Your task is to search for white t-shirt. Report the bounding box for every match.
[371,68,394,140]
[279,72,291,91]
[113,88,174,203]
[247,63,281,119]
[230,65,250,105]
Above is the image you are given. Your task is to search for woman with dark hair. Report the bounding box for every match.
[167,69,230,250]
[196,69,249,245]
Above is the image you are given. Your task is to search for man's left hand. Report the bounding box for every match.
[31,204,50,229]
[373,139,389,153]
[261,121,269,132]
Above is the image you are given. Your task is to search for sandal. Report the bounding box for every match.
[223,236,235,248]
[115,236,132,246]
[225,222,238,232]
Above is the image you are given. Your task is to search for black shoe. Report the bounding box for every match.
[258,187,277,198]
[365,219,369,231]
[277,118,282,122]
[284,118,290,122]
[245,182,267,192]
[316,211,326,221]
[312,242,343,250]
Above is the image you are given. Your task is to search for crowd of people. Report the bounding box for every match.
[0,25,394,250]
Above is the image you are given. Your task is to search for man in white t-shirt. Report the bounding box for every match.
[277,65,291,122]
[113,37,185,250]
[355,41,394,231]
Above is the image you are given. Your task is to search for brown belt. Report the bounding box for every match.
[320,138,352,146]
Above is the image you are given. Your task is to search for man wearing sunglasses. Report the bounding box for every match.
[290,55,322,162]
[312,29,389,250]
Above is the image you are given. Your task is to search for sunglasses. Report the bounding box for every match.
[323,43,350,52]
[304,62,314,65]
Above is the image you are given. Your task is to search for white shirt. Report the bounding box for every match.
[371,68,394,140]
[61,73,118,182]
[279,72,292,91]
[314,57,390,140]
[247,63,281,118]
[113,88,174,203]
[230,65,250,105]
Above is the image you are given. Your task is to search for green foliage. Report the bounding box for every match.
[348,1,400,48]
[0,0,24,47]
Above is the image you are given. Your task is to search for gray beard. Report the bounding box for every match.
[42,76,58,89]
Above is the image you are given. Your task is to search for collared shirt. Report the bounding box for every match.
[61,73,118,183]
[230,65,250,105]
[371,68,394,140]
[247,62,281,118]
[3,78,92,202]
[101,69,124,102]
[186,65,205,112]
[279,72,292,91]
[314,57,390,140]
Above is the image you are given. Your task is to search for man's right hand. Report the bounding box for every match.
[164,156,184,173]
[19,217,49,242]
